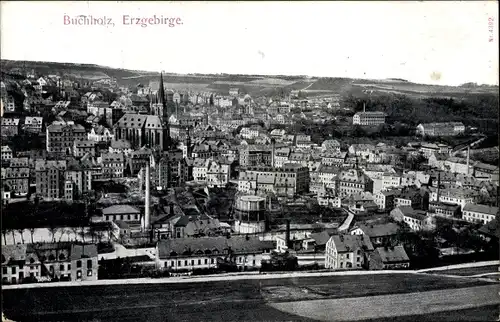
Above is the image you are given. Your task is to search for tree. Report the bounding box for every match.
[16,229,25,244]
[10,229,16,244]
[48,226,58,243]
[2,230,8,245]
[28,227,36,244]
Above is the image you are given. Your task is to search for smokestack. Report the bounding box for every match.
[436,171,441,203]
[271,138,276,168]
[144,163,151,230]
[466,146,470,176]
[363,102,366,113]
[285,219,291,249]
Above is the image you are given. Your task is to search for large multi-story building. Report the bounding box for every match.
[1,157,30,196]
[46,121,86,154]
[353,111,386,126]
[239,145,273,167]
[113,113,165,149]
[192,158,231,188]
[65,158,93,198]
[238,163,309,195]
[35,159,68,200]
[100,152,125,179]
[72,140,97,158]
[416,122,465,137]
[23,116,43,134]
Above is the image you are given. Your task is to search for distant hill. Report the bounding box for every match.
[1,59,498,97]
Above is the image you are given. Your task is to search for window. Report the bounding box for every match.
[171,261,174,267]
[184,260,188,266]
[60,264,64,271]
[211,258,214,264]
[87,270,92,277]
[178,261,182,266]
[357,257,361,262]
[2,267,7,274]
[198,259,201,265]
[68,264,71,270]
[77,271,82,278]
[11,267,16,274]
[346,254,350,259]
[204,259,208,264]
[77,260,82,268]
[87,260,92,269]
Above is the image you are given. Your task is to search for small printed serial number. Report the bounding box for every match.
[488,17,494,42]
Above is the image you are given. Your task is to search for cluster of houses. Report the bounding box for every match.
[1,70,498,283]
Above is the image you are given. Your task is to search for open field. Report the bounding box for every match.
[426,265,499,277]
[2,273,495,321]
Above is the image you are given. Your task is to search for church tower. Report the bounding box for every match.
[158,72,171,150]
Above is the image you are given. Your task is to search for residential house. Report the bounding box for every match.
[374,190,399,210]
[324,234,374,269]
[462,204,499,225]
[101,205,141,222]
[337,169,373,197]
[1,157,30,196]
[1,145,13,162]
[100,152,125,179]
[428,201,461,218]
[88,125,114,142]
[350,223,400,247]
[23,117,43,134]
[390,206,434,231]
[1,118,20,137]
[321,140,341,153]
[46,121,86,154]
[73,140,96,158]
[156,236,274,271]
[394,187,429,210]
[108,139,133,156]
[369,246,410,270]
[35,159,68,200]
[429,187,475,210]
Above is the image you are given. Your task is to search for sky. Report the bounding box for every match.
[1,1,498,86]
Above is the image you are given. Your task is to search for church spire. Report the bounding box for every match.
[159,72,171,150]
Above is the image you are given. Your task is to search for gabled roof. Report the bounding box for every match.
[357,223,400,238]
[330,234,374,253]
[463,204,499,216]
[374,245,409,263]
[102,205,140,215]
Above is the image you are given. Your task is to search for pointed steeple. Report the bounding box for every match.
[159,72,171,150]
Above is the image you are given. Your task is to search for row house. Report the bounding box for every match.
[23,116,43,134]
[462,204,498,225]
[316,164,339,189]
[192,158,230,188]
[1,166,29,196]
[325,234,374,269]
[100,152,125,179]
[46,121,86,154]
[1,118,20,137]
[1,94,16,113]
[1,243,98,284]
[274,147,291,168]
[156,236,274,271]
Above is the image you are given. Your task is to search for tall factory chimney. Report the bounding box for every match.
[271,138,276,168]
[436,171,441,203]
[466,145,470,176]
[285,219,291,249]
[144,163,151,231]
